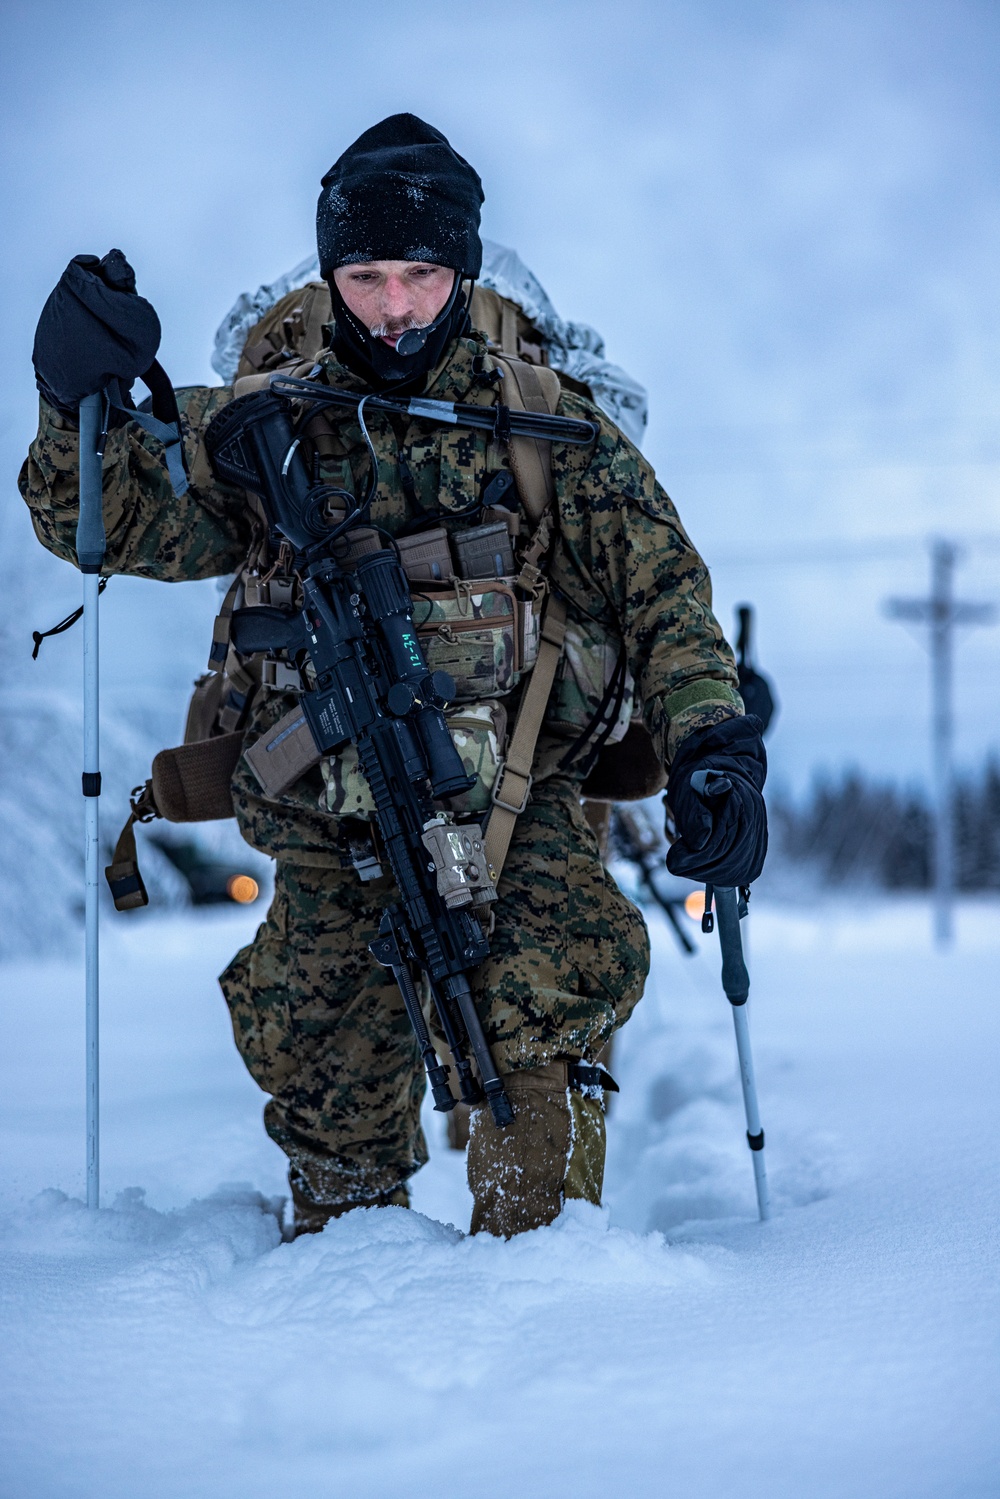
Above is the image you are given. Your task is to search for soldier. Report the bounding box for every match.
[22,114,767,1238]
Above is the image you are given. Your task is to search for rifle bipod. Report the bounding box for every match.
[610,806,696,957]
[370,907,514,1127]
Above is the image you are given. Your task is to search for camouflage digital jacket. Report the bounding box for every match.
[19,331,743,864]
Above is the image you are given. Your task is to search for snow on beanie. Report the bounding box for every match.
[316,114,484,278]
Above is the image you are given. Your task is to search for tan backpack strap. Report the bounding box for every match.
[502,354,562,415]
[490,354,559,525]
[515,508,555,596]
[483,594,567,881]
[215,646,257,733]
[232,355,318,398]
[105,781,159,911]
[299,283,331,363]
[184,671,226,745]
[207,572,261,734]
[151,734,242,822]
[105,730,244,913]
[208,574,243,671]
[500,300,520,360]
[478,356,566,880]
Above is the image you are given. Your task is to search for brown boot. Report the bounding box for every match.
[467,1062,607,1237]
[445,1102,472,1151]
[287,1174,410,1239]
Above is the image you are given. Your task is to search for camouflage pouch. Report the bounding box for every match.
[411,580,521,700]
[440,701,508,813]
[319,741,375,819]
[321,700,508,819]
[519,593,542,673]
[546,614,636,743]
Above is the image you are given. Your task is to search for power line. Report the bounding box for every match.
[707,535,1000,568]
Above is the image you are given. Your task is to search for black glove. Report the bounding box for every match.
[32,250,161,418]
[666,715,768,886]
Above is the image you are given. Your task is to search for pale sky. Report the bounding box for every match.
[3,0,998,792]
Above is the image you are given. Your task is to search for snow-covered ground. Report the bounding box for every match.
[1,895,997,1498]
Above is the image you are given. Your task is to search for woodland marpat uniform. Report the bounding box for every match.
[217,776,648,1213]
[20,329,742,1209]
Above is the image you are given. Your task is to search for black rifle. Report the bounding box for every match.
[735,603,777,735]
[204,386,528,1124]
[610,806,696,956]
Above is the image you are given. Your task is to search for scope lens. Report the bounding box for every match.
[415,707,476,799]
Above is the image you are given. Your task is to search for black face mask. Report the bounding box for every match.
[327,274,471,394]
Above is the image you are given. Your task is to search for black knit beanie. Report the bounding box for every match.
[316,114,484,277]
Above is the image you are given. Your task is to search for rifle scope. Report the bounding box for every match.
[354,549,474,800]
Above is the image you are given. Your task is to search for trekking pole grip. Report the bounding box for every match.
[714,886,749,1005]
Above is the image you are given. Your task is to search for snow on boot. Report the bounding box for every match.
[467,1061,606,1237]
[287,1172,410,1239]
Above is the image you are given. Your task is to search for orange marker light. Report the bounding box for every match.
[227,875,260,905]
[684,889,707,920]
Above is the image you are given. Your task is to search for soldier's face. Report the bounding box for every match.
[333,261,456,347]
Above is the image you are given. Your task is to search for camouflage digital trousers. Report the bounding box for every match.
[218,777,650,1209]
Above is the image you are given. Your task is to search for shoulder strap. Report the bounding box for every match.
[105,781,159,911]
[105,731,244,911]
[208,573,243,672]
[483,593,568,882]
[232,356,317,399]
[500,301,520,363]
[488,353,560,524]
[238,282,331,377]
[479,354,567,882]
[298,283,332,365]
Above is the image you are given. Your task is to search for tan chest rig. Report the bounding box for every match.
[106,312,663,911]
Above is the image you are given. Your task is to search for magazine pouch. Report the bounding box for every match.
[321,700,508,819]
[411,579,521,700]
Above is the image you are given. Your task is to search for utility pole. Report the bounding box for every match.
[886,540,995,948]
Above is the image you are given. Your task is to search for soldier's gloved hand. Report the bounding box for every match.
[665,715,768,886]
[32,250,161,420]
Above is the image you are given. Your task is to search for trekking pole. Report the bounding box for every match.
[77,391,106,1209]
[705,883,771,1221]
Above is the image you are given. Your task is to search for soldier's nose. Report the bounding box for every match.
[381,278,413,318]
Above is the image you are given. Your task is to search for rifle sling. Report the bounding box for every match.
[480,354,565,886]
[484,592,566,884]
